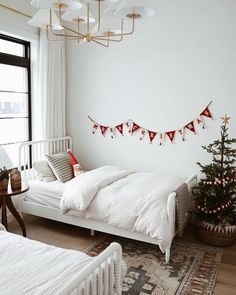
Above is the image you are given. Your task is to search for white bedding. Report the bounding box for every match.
[61,166,184,252]
[0,230,92,295]
[26,180,65,208]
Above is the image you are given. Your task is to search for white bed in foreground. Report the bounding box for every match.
[0,225,123,295]
[19,137,197,263]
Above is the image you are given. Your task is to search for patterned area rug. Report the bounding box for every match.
[85,236,222,295]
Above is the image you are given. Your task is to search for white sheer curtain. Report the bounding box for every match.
[38,28,66,139]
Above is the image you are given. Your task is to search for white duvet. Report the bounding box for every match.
[61,166,184,252]
[0,229,92,295]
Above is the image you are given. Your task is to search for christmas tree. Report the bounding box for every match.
[193,115,236,227]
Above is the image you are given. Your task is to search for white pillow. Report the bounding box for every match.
[33,160,57,182]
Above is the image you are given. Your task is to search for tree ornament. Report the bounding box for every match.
[220,114,231,126]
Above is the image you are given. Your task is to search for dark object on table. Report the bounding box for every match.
[0,167,9,192]
[10,168,21,190]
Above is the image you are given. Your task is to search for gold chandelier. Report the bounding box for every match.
[28,0,155,47]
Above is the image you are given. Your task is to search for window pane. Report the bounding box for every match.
[0,92,28,118]
[0,118,28,145]
[0,143,21,168]
[0,39,24,57]
[0,64,28,92]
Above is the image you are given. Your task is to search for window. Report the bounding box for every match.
[0,34,31,167]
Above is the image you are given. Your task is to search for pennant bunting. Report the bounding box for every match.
[88,101,213,146]
[131,122,141,134]
[110,128,114,139]
[197,116,205,129]
[92,123,98,134]
[159,133,164,146]
[185,121,196,134]
[100,125,108,136]
[178,128,185,141]
[140,130,146,140]
[166,131,176,143]
[116,124,124,135]
[148,131,157,143]
[125,121,132,133]
[201,107,212,119]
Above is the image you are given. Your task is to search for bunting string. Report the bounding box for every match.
[88,101,213,145]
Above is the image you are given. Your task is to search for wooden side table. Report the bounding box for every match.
[0,185,29,237]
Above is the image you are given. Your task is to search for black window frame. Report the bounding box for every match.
[0,33,32,148]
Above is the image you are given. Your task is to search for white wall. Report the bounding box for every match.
[65,0,236,178]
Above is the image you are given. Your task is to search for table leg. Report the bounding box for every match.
[6,197,26,237]
[1,198,8,231]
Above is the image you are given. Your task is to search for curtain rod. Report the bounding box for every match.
[0,3,31,19]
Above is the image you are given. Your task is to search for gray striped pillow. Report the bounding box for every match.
[45,153,73,183]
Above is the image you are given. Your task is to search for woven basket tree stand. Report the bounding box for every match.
[196,221,236,246]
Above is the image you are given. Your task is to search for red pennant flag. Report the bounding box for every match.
[148,131,157,143]
[131,122,140,134]
[100,125,108,136]
[166,130,176,143]
[200,107,212,119]
[116,124,124,135]
[185,121,196,134]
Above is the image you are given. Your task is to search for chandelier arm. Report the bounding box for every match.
[94,19,124,42]
[93,37,123,42]
[64,26,86,38]
[94,18,134,38]
[46,26,77,41]
[49,9,85,38]
[91,38,109,48]
[47,25,81,39]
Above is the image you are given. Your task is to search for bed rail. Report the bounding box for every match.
[18,136,72,182]
[66,242,123,295]
[176,174,197,237]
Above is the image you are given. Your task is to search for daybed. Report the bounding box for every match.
[0,224,123,295]
[18,137,197,263]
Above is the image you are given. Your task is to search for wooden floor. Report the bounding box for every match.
[8,214,236,295]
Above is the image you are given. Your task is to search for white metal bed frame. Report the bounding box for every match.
[67,242,122,295]
[18,136,197,263]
